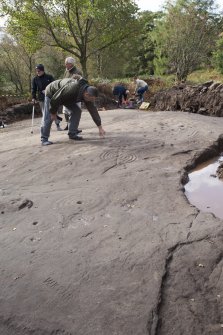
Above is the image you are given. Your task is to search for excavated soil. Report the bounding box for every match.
[151,80,223,117]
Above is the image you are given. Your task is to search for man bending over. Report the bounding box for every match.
[41,78,105,145]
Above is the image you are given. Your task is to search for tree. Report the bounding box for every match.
[212,34,223,73]
[153,0,221,81]
[1,0,138,78]
[0,35,33,94]
[134,11,164,76]
[92,10,165,79]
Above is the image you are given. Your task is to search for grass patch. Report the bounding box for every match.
[90,68,223,98]
[187,69,223,84]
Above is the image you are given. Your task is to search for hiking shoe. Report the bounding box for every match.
[64,126,82,132]
[42,140,53,146]
[69,135,83,141]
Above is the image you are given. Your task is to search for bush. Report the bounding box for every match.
[212,37,223,74]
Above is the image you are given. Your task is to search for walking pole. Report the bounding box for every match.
[31,105,35,134]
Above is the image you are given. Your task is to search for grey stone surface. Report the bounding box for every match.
[0,109,222,335]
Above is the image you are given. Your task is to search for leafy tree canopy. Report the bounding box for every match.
[153,0,222,80]
[1,0,139,77]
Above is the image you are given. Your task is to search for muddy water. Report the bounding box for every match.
[184,156,223,219]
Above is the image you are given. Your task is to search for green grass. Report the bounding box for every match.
[187,68,223,84]
[93,68,223,96]
[153,68,223,87]
[148,69,223,93]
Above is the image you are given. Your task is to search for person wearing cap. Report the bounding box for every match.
[31,64,62,131]
[41,77,105,145]
[112,84,130,108]
[63,56,83,130]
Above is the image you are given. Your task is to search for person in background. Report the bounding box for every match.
[112,84,130,108]
[41,77,105,145]
[134,77,148,103]
[64,57,82,78]
[31,64,62,130]
[63,57,83,130]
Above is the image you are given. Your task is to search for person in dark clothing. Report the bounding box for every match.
[112,85,129,108]
[31,64,62,130]
[41,77,105,145]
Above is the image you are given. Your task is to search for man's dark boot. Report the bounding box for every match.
[69,135,83,141]
[65,126,82,133]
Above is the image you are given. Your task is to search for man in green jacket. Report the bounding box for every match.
[41,77,105,145]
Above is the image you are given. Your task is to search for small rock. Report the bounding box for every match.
[198,263,205,268]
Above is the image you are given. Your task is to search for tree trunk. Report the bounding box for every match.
[80,57,88,79]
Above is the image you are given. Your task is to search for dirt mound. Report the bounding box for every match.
[150,81,223,116]
[0,96,38,124]
[0,102,41,124]
[0,78,166,123]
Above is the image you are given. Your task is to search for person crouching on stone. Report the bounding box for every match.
[112,84,129,108]
[133,76,148,104]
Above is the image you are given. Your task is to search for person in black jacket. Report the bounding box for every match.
[31,64,62,130]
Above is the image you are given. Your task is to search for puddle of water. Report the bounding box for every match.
[184,155,223,219]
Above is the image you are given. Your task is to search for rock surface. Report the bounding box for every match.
[0,109,223,335]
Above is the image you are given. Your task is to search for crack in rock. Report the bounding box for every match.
[147,234,223,335]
